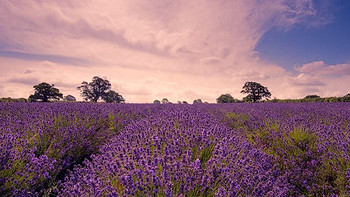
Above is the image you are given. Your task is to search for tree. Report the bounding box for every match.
[216,94,235,103]
[341,94,350,102]
[153,100,161,104]
[77,76,112,102]
[241,82,271,102]
[304,95,320,99]
[161,98,169,104]
[193,99,202,104]
[103,90,125,103]
[63,95,76,102]
[29,82,63,102]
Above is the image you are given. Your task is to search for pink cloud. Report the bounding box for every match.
[295,61,350,76]
[0,0,345,102]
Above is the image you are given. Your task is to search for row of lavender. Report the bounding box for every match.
[61,105,286,196]
[1,103,350,196]
[61,103,350,196]
[0,103,161,196]
[216,103,350,196]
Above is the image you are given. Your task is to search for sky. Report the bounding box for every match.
[0,0,349,103]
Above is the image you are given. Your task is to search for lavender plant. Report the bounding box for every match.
[1,102,349,196]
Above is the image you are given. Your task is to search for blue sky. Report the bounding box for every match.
[256,0,350,70]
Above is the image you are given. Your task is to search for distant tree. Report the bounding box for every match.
[161,98,170,104]
[177,101,182,104]
[242,96,252,103]
[340,93,350,102]
[104,90,125,103]
[216,94,235,103]
[77,76,112,102]
[241,82,271,102]
[304,95,321,99]
[29,82,63,102]
[182,101,188,104]
[153,100,161,104]
[193,99,203,104]
[63,95,76,102]
[0,97,27,102]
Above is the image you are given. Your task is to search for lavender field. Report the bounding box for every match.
[1,103,349,196]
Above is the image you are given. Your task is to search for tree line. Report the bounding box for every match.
[1,79,350,103]
[155,81,272,104]
[27,76,125,103]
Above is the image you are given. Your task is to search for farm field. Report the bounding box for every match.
[1,103,349,196]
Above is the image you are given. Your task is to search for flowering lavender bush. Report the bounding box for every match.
[0,103,157,196]
[215,103,350,196]
[61,106,285,196]
[1,102,349,196]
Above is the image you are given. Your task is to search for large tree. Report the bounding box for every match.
[241,82,271,102]
[216,94,235,103]
[103,90,125,103]
[77,76,112,102]
[29,82,63,102]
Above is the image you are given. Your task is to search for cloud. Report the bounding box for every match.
[8,77,40,85]
[0,51,91,66]
[24,69,35,74]
[0,0,344,101]
[292,73,326,86]
[295,61,350,76]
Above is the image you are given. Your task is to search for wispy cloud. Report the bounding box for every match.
[0,0,345,102]
[0,51,91,66]
[8,77,40,85]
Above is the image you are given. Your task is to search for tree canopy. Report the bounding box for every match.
[193,99,203,104]
[241,82,271,102]
[29,82,63,102]
[77,76,124,103]
[77,76,111,102]
[104,90,125,103]
[304,95,321,99]
[63,95,76,102]
[216,94,235,103]
[161,98,170,104]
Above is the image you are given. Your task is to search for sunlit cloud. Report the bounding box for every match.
[0,0,347,102]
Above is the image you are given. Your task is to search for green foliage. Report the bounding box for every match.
[304,95,321,99]
[190,143,216,169]
[0,97,27,102]
[241,81,271,102]
[77,76,124,103]
[244,121,350,196]
[247,125,320,195]
[104,90,125,103]
[265,94,350,103]
[313,150,350,196]
[199,143,216,168]
[216,94,235,103]
[153,100,161,104]
[63,95,76,102]
[161,98,170,104]
[193,99,203,104]
[224,112,250,130]
[29,82,63,102]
